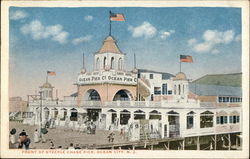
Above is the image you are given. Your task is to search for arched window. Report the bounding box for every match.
[178,85,181,95]
[118,58,122,70]
[96,58,100,70]
[111,57,114,69]
[103,57,107,69]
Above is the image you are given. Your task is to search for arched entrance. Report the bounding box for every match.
[108,109,117,124]
[70,108,78,121]
[149,110,161,120]
[167,110,180,137]
[52,108,58,118]
[84,89,101,101]
[120,109,131,125]
[113,89,132,101]
[60,108,67,120]
[134,109,145,120]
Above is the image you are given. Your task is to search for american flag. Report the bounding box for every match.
[180,55,193,63]
[110,11,125,21]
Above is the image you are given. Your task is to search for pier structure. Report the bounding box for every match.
[24,35,242,150]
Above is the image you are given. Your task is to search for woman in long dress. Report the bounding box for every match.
[34,129,40,143]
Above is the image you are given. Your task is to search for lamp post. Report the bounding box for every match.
[39,91,43,136]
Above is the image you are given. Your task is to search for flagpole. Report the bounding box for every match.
[46,72,48,83]
[109,11,112,36]
[179,55,182,72]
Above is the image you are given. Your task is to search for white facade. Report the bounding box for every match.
[24,35,242,142]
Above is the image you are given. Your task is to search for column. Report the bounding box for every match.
[179,112,186,137]
[214,135,217,150]
[145,112,150,120]
[195,113,200,133]
[197,136,200,150]
[228,134,231,150]
[161,113,167,138]
[117,111,120,130]
[106,112,112,130]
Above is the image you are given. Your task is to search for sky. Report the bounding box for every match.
[9,7,242,99]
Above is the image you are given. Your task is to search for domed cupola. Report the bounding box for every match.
[40,81,54,100]
[174,72,187,80]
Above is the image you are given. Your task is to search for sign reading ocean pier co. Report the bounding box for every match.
[77,73,137,85]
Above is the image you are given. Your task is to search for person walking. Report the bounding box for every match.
[33,129,40,143]
[68,143,75,150]
[50,141,55,149]
[108,132,115,143]
[10,128,16,144]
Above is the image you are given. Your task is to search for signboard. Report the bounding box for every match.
[77,72,137,85]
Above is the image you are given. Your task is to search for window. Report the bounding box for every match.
[174,85,176,94]
[187,111,195,129]
[118,58,122,70]
[200,111,214,128]
[138,73,141,78]
[162,84,168,95]
[111,57,114,69]
[229,115,240,124]
[223,97,226,102]
[187,116,194,129]
[216,116,220,124]
[103,57,107,69]
[150,74,153,79]
[236,116,240,122]
[154,87,161,95]
[178,85,181,95]
[168,90,172,95]
[96,58,100,70]
[219,97,223,102]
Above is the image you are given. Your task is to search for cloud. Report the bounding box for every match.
[188,29,239,53]
[72,35,92,45]
[128,21,157,39]
[84,15,93,21]
[159,30,175,40]
[20,20,69,44]
[187,38,197,46]
[10,10,28,20]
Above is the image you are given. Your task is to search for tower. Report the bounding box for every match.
[40,82,54,100]
[94,36,125,71]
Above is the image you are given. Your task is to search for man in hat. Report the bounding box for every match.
[18,130,28,149]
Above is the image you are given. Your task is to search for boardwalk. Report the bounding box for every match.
[9,121,126,149]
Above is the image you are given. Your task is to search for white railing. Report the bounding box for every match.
[29,99,206,108]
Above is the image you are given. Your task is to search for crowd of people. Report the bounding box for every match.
[9,117,126,150]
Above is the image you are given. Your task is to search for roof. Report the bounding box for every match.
[97,36,123,54]
[174,72,187,80]
[40,82,53,88]
[70,92,78,97]
[193,73,242,87]
[189,83,242,97]
[138,69,174,80]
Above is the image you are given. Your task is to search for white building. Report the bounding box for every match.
[24,35,242,148]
